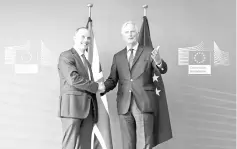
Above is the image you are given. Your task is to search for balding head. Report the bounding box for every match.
[73,27,91,53]
[121,21,139,46]
[121,21,139,35]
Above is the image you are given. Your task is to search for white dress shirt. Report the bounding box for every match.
[126,42,139,61]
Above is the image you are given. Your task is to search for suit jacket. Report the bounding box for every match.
[103,45,167,114]
[57,48,98,123]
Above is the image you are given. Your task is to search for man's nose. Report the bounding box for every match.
[84,38,89,42]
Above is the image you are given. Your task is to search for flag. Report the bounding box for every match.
[188,50,211,75]
[189,50,211,65]
[138,16,172,147]
[4,40,39,74]
[40,40,54,67]
[4,40,31,65]
[138,16,153,47]
[86,17,113,149]
[178,41,205,65]
[213,41,230,66]
[5,47,16,64]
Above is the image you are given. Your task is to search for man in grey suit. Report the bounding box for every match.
[57,27,105,149]
[101,21,167,149]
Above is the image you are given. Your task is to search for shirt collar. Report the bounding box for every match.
[73,47,85,57]
[77,50,84,57]
[127,42,139,52]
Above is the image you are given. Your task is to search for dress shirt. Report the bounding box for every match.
[126,42,139,60]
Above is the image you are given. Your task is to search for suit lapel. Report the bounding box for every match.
[131,45,144,69]
[120,47,131,73]
[71,48,89,79]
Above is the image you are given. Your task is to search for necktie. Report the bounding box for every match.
[81,54,90,79]
[128,49,134,69]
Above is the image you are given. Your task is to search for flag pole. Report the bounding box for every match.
[87,3,93,18]
[87,4,96,149]
[86,4,93,54]
[143,4,148,16]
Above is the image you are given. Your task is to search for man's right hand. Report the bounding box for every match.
[97,82,105,93]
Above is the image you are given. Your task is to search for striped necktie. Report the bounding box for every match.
[81,54,90,79]
[128,49,134,69]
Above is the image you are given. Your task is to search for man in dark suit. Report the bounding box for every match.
[57,27,105,149]
[101,21,167,149]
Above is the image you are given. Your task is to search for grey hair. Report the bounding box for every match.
[121,21,139,35]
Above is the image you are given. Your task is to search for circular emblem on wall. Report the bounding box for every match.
[194,52,206,64]
[21,51,32,63]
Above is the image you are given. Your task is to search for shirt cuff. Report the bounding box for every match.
[156,60,162,68]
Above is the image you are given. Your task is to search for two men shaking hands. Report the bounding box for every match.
[57,21,167,149]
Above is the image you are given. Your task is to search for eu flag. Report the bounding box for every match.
[138,16,172,147]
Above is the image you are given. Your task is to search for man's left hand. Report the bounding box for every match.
[151,46,162,65]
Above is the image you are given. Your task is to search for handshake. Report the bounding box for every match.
[97,82,105,93]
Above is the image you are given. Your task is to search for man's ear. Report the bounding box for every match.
[136,32,140,39]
